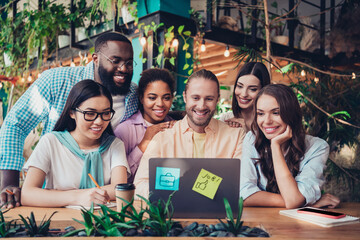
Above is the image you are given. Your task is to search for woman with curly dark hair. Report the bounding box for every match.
[240,84,339,208]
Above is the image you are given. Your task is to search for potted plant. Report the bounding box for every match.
[269,1,288,45]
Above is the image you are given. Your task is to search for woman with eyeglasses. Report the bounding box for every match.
[114,68,176,183]
[21,80,129,207]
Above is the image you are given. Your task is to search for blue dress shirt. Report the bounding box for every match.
[0,62,138,171]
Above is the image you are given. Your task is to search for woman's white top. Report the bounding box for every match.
[23,133,130,190]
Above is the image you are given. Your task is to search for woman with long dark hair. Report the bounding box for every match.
[220,62,270,132]
[240,84,339,208]
[21,80,129,207]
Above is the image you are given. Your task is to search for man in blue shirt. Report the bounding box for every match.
[0,32,139,208]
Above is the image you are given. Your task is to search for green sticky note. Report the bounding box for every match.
[192,169,223,200]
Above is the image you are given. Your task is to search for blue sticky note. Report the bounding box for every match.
[155,167,180,191]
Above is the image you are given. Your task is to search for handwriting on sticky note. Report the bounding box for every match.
[192,169,222,199]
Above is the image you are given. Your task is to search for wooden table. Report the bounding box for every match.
[3,202,360,239]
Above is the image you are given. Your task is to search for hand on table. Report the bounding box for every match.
[310,193,340,209]
[0,186,21,209]
[77,188,110,207]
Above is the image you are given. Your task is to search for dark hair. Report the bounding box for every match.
[138,68,175,111]
[251,84,305,194]
[95,32,132,52]
[185,69,219,95]
[53,80,114,135]
[232,62,271,118]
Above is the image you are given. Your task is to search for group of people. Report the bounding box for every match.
[0,32,340,210]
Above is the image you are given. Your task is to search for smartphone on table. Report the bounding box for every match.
[297,207,346,219]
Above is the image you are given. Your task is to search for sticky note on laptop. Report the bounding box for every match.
[155,167,180,191]
[192,169,222,199]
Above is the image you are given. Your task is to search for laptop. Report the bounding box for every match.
[149,158,240,218]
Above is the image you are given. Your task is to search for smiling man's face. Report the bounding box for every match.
[183,77,219,133]
[94,41,133,95]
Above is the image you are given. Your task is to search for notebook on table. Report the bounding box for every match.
[148,158,240,219]
[279,208,360,227]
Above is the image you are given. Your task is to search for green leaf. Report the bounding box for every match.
[142,58,147,63]
[275,63,294,74]
[329,111,351,120]
[156,54,163,66]
[183,63,189,70]
[178,25,184,34]
[169,57,175,66]
[188,69,193,75]
[185,52,191,59]
[183,31,191,36]
[183,43,189,51]
[158,45,164,53]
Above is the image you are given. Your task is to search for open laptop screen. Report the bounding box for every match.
[149,158,240,219]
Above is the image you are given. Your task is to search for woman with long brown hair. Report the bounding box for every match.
[240,84,339,208]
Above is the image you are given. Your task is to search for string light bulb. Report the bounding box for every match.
[171,38,179,48]
[200,39,206,52]
[352,72,356,79]
[21,76,25,83]
[0,82,2,89]
[59,61,63,67]
[38,72,41,78]
[301,70,306,77]
[314,77,319,83]
[27,74,32,82]
[224,45,230,57]
[140,36,147,46]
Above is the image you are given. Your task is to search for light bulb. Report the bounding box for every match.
[314,77,319,83]
[27,74,32,82]
[38,73,41,78]
[172,38,179,48]
[224,45,230,57]
[0,82,2,89]
[352,72,356,79]
[301,70,306,77]
[70,58,76,67]
[21,77,25,83]
[140,36,147,46]
[200,40,206,52]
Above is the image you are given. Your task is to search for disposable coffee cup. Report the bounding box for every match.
[115,183,135,212]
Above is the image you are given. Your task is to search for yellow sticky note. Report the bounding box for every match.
[192,169,222,199]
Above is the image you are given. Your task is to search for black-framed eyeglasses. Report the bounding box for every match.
[74,108,115,121]
[98,51,137,70]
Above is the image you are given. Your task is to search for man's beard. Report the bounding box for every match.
[98,63,132,95]
[186,107,215,128]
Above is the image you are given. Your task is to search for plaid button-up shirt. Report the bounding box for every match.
[0,62,138,171]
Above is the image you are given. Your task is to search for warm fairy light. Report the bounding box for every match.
[0,82,2,89]
[21,76,25,83]
[171,38,179,48]
[27,74,32,82]
[224,45,230,57]
[314,77,319,83]
[301,70,306,77]
[352,72,356,79]
[200,39,206,52]
[38,73,41,78]
[140,36,147,46]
